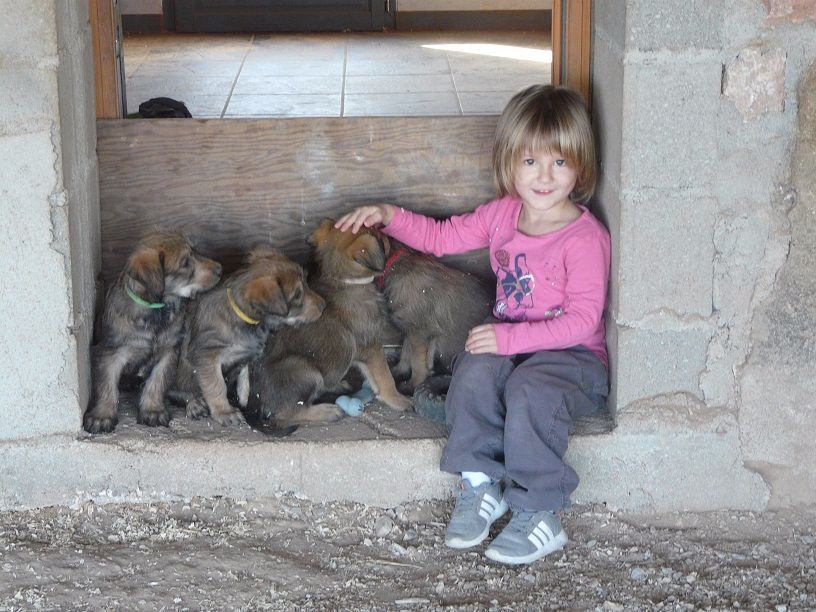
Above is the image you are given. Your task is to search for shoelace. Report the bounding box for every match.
[452,484,480,517]
[506,510,547,536]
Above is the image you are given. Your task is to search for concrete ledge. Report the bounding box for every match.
[0,399,453,510]
[0,397,770,512]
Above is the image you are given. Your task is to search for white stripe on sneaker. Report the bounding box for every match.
[479,495,499,521]
[482,494,499,511]
[528,522,555,550]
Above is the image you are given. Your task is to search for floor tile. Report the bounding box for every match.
[233,75,343,96]
[133,60,244,78]
[343,92,461,116]
[344,74,454,95]
[240,59,345,77]
[458,91,516,115]
[452,70,550,93]
[225,94,342,117]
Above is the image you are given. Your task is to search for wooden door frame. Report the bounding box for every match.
[551,0,592,103]
[90,0,593,118]
[90,0,124,119]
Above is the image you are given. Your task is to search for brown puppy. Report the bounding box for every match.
[83,231,222,433]
[173,248,325,426]
[379,237,494,392]
[247,220,412,426]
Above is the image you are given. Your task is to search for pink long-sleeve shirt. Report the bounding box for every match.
[383,196,611,367]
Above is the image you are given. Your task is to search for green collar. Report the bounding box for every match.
[126,285,165,309]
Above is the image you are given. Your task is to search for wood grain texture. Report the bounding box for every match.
[98,117,499,282]
[90,0,122,119]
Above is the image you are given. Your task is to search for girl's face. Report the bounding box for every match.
[513,150,579,216]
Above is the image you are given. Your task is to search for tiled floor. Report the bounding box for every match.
[123,31,552,118]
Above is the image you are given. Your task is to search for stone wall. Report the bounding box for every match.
[0,2,98,441]
[589,0,816,508]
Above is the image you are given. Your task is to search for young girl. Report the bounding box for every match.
[335,84,610,565]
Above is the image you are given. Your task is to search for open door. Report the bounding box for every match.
[173,0,387,33]
[551,0,592,103]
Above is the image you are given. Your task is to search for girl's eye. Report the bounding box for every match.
[523,158,535,166]
[554,159,566,167]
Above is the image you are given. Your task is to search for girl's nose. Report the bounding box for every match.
[538,164,553,181]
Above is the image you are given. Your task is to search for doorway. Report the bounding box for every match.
[91,0,591,119]
[122,31,552,118]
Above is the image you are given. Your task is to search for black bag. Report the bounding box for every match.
[138,97,193,118]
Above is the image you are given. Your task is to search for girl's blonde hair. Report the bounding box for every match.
[492,84,597,203]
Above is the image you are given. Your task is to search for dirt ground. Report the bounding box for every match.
[0,494,814,611]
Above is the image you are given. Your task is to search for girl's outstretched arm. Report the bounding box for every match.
[334,204,396,233]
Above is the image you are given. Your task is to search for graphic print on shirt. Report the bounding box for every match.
[494,250,535,321]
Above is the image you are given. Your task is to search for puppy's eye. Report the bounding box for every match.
[180,256,192,268]
[291,287,303,302]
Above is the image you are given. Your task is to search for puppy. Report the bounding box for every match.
[172,247,324,426]
[379,237,494,392]
[247,220,412,426]
[83,231,222,433]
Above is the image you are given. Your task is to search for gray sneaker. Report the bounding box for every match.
[445,480,509,549]
[484,509,568,564]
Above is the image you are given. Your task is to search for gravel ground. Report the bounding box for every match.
[0,494,814,611]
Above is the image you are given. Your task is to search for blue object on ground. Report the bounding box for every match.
[336,381,374,417]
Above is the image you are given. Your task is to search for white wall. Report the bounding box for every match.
[399,1,551,10]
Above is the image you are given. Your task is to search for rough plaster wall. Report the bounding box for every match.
[739,64,816,507]
[0,2,97,440]
[609,0,816,508]
[56,0,101,436]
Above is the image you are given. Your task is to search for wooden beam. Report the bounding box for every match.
[90,0,123,119]
[551,0,592,103]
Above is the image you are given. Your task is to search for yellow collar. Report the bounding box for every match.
[226,287,260,325]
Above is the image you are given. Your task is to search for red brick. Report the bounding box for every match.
[762,0,816,22]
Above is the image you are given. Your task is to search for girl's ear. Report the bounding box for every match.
[127,247,165,300]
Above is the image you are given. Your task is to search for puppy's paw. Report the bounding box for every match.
[211,409,246,427]
[138,407,172,427]
[83,408,118,434]
[312,404,346,422]
[382,393,413,412]
[186,397,210,420]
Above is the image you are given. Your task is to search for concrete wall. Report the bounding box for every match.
[589,0,816,509]
[0,2,99,441]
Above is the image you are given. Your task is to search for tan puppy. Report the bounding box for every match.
[83,231,222,433]
[247,220,412,426]
[379,237,494,392]
[173,248,324,426]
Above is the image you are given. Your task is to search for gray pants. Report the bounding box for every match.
[440,346,608,512]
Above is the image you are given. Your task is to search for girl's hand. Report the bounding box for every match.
[334,204,396,233]
[465,324,498,354]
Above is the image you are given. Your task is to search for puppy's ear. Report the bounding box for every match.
[244,276,288,317]
[247,246,282,264]
[127,247,165,300]
[351,234,385,273]
[307,219,335,247]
